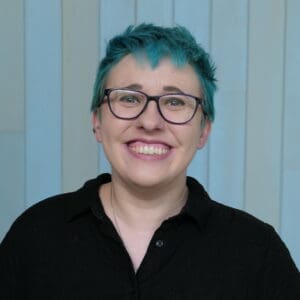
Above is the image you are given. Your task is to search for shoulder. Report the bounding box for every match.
[1,174,110,246]
[1,191,76,251]
[210,199,299,270]
[12,192,74,229]
[209,199,276,246]
[187,176,274,243]
[210,202,300,296]
[186,176,287,254]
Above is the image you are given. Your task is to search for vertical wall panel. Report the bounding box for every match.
[62,0,99,191]
[0,134,24,240]
[174,0,211,188]
[99,0,135,57]
[209,0,248,208]
[0,0,25,241]
[137,0,173,25]
[0,0,24,131]
[98,0,135,173]
[174,0,210,48]
[25,0,62,206]
[245,0,285,229]
[281,0,300,268]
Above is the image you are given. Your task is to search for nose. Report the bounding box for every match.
[136,100,165,131]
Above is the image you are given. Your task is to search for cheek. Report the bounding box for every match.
[186,126,204,152]
[99,115,131,145]
[171,125,201,150]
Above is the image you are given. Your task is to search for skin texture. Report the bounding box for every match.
[92,55,211,271]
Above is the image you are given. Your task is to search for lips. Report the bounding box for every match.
[127,140,171,156]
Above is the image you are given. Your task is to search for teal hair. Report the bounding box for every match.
[91,23,217,121]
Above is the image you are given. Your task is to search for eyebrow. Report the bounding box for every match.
[123,84,185,94]
[163,85,185,94]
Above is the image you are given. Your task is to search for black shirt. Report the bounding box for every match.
[0,174,299,299]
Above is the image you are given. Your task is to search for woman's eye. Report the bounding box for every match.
[119,95,140,104]
[165,97,185,106]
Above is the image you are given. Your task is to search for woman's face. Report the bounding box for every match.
[93,55,211,190]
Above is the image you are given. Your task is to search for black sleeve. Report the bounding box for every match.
[0,211,32,299]
[262,226,300,299]
[0,225,19,299]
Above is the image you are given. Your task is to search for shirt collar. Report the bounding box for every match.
[64,173,111,222]
[181,176,213,229]
[64,174,213,228]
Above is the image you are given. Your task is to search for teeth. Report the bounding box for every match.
[130,145,169,155]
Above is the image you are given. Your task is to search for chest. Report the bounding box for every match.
[119,230,154,272]
[21,221,263,299]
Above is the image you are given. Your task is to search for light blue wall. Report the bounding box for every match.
[25,0,62,207]
[0,0,299,268]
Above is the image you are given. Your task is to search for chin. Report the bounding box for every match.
[125,166,186,190]
[130,174,164,188]
[123,170,170,189]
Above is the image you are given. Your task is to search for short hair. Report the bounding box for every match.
[91,23,217,121]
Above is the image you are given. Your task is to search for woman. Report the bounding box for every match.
[1,24,299,299]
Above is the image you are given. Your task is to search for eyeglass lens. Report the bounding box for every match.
[107,89,198,124]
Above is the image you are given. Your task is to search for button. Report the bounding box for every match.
[155,239,164,247]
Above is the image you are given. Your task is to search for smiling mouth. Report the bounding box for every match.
[130,145,169,155]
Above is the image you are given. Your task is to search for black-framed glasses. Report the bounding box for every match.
[99,88,205,125]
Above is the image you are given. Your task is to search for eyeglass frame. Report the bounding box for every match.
[97,88,206,125]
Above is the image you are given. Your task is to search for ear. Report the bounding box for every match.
[92,111,102,143]
[197,120,212,149]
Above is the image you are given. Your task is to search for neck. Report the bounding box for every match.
[101,174,188,231]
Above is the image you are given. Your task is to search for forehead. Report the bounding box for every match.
[105,55,202,96]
